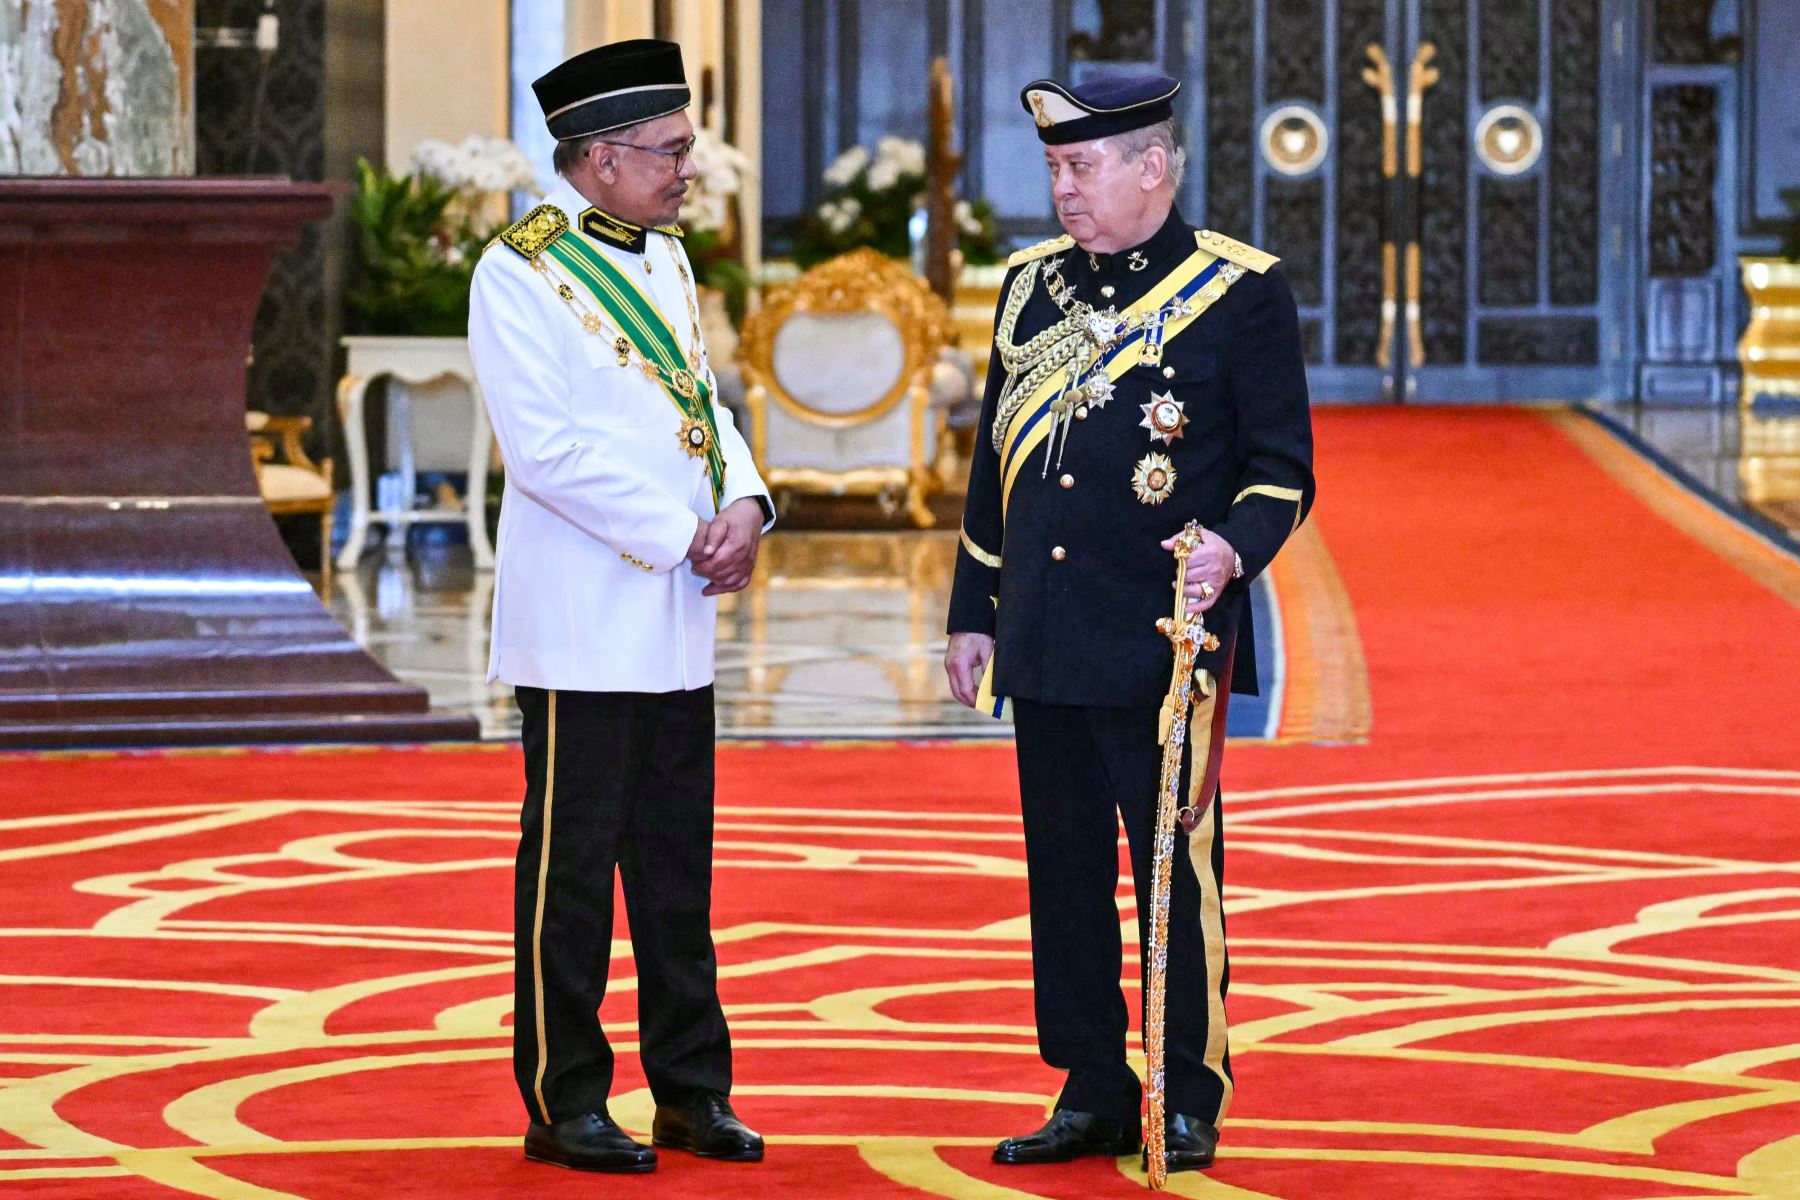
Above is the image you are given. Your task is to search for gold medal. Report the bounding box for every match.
[1132,452,1177,504]
[677,416,713,459]
[1139,389,1188,445]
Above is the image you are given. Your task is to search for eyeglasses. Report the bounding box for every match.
[596,135,697,170]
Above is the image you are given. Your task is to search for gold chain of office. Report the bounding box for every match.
[532,240,707,394]
[989,255,1194,452]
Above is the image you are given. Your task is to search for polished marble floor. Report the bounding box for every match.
[1588,402,1800,537]
[330,530,1003,741]
[327,403,1800,742]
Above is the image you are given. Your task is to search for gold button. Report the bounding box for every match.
[1051,546,1066,561]
[1075,405,1089,420]
[1100,285,1115,299]
[1060,474,1074,489]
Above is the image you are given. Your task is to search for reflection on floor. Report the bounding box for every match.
[330,532,1004,741]
[1590,402,1800,537]
[325,405,1797,743]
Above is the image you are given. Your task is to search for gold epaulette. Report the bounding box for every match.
[654,223,684,238]
[498,204,569,259]
[1007,234,1075,268]
[1195,229,1279,274]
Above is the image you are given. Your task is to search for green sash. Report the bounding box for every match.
[541,228,726,507]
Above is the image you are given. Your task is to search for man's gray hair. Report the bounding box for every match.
[553,131,606,178]
[1120,118,1186,191]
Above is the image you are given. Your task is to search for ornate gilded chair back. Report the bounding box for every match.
[739,249,955,526]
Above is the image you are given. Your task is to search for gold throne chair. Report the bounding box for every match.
[739,248,956,527]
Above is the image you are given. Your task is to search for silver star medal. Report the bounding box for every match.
[1082,372,1115,410]
[1139,389,1189,445]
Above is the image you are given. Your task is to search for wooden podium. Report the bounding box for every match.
[0,179,480,748]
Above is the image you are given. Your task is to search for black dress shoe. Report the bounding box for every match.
[652,1091,765,1161]
[1146,1112,1219,1173]
[524,1111,657,1173]
[992,1110,1142,1165]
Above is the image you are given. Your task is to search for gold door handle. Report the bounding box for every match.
[1362,45,1398,370]
[1404,43,1440,369]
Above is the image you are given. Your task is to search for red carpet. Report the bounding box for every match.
[4,408,1800,1199]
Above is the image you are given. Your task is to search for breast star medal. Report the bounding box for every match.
[677,415,713,459]
[1140,390,1188,445]
[1132,452,1177,504]
[1082,372,1115,410]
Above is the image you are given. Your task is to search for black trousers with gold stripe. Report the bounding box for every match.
[1011,697,1234,1129]
[512,685,731,1124]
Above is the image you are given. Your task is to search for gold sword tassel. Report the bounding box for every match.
[1144,520,1220,1190]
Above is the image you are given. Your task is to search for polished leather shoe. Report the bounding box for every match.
[992,1110,1142,1165]
[524,1111,657,1173]
[1146,1112,1219,1172]
[652,1091,765,1161]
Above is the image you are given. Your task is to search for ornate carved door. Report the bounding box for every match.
[1196,0,1621,401]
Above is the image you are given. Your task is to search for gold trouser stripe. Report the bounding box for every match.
[1231,483,1307,534]
[960,524,1002,568]
[1185,691,1234,1126]
[530,690,558,1123]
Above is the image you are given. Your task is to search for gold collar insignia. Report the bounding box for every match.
[579,207,650,254]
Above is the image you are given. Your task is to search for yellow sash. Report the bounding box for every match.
[999,248,1241,519]
[977,249,1245,717]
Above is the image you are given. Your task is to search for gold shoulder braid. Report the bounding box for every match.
[988,251,1210,456]
[499,204,569,258]
[1195,229,1279,274]
[1006,233,1075,268]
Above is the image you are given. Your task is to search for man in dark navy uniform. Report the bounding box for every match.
[944,72,1315,1174]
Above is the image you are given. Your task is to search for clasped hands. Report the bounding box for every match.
[687,498,764,596]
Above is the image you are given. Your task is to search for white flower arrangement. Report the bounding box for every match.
[679,129,754,234]
[798,132,999,267]
[410,135,540,197]
[822,144,870,188]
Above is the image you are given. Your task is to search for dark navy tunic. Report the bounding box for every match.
[948,208,1316,707]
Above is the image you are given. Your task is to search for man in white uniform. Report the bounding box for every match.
[467,38,773,1175]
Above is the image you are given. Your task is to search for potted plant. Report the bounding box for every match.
[335,136,537,571]
[346,136,538,335]
[792,135,1000,269]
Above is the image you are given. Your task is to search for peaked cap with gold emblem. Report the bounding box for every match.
[1020,73,1181,145]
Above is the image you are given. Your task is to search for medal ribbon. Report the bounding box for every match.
[974,248,1244,719]
[542,232,726,507]
[998,251,1240,520]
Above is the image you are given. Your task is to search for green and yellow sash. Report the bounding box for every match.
[503,204,726,506]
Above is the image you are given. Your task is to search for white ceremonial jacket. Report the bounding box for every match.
[468,179,772,693]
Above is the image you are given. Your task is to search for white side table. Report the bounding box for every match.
[337,336,495,571]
